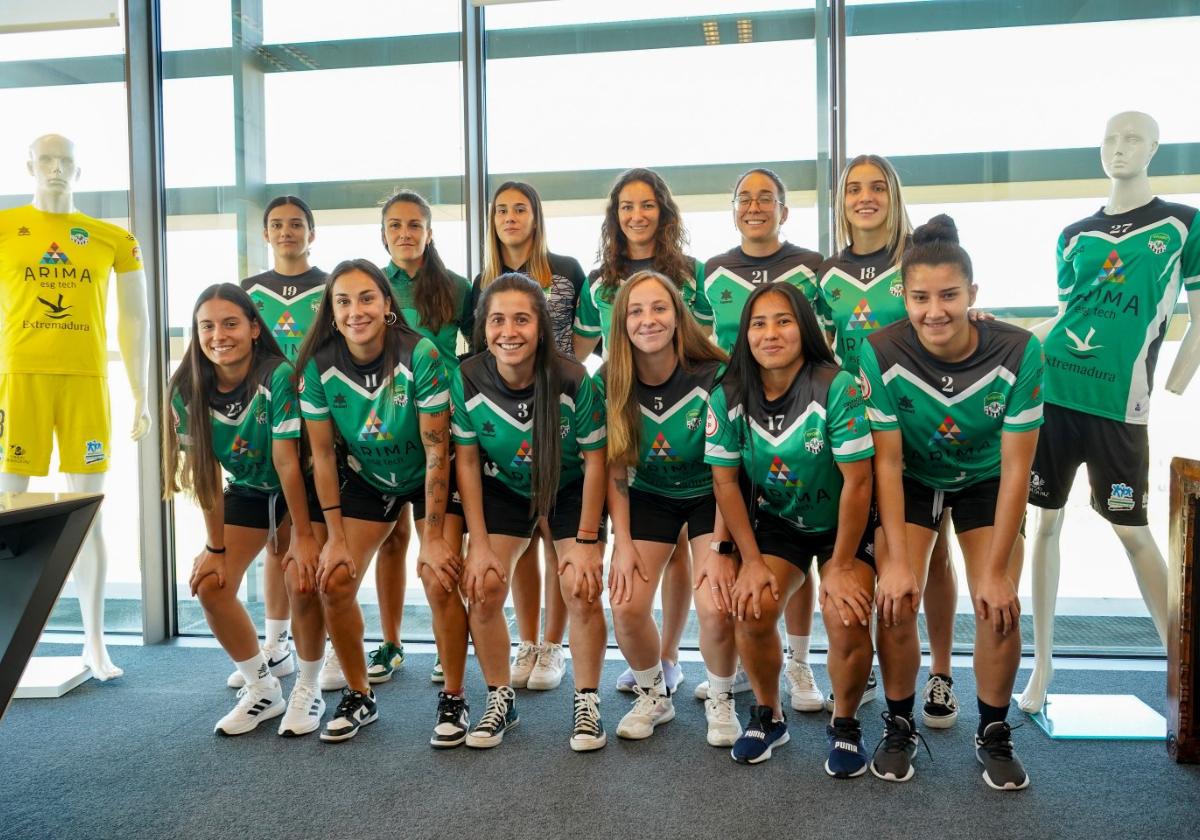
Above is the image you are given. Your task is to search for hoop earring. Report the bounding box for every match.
[384,311,398,326]
[331,319,337,330]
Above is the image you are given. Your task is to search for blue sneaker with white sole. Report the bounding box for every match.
[825,716,868,778]
[730,705,789,764]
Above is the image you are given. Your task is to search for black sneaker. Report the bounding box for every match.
[570,691,607,752]
[466,686,518,749]
[871,712,930,782]
[823,669,878,713]
[975,721,1030,791]
[430,691,470,749]
[922,673,959,729]
[319,688,378,742]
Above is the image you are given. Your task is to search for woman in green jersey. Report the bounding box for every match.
[472,181,588,694]
[575,167,712,697]
[705,281,876,770]
[295,259,464,745]
[164,284,317,737]
[366,190,473,685]
[599,270,731,744]
[704,167,827,711]
[453,273,608,751]
[859,216,1042,791]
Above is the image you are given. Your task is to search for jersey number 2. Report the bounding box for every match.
[940,376,954,393]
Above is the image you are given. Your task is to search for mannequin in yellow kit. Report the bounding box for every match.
[0,134,151,680]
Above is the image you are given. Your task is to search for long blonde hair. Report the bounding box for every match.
[605,270,727,467]
[481,181,552,290]
[834,154,912,261]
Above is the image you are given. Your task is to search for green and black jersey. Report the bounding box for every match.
[817,245,906,375]
[705,364,873,533]
[595,359,722,499]
[450,352,606,497]
[384,262,473,370]
[467,253,587,356]
[1043,198,1200,425]
[171,358,301,493]
[299,334,449,496]
[241,267,326,361]
[574,256,714,349]
[703,243,824,353]
[859,320,1043,490]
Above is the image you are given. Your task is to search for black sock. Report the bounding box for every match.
[887,694,915,722]
[577,687,598,695]
[487,685,498,692]
[832,716,859,731]
[977,697,1009,735]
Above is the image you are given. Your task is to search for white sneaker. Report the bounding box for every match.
[785,660,825,712]
[511,641,538,689]
[526,642,566,691]
[694,665,752,700]
[226,645,294,689]
[319,647,347,692]
[705,691,741,747]
[278,682,326,737]
[616,687,675,740]
[214,677,284,736]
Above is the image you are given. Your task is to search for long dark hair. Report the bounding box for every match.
[473,272,563,517]
[263,194,314,230]
[482,181,552,289]
[597,168,692,297]
[163,283,287,508]
[380,189,458,333]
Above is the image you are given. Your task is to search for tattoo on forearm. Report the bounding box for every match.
[423,428,445,445]
[427,454,445,470]
[614,477,629,498]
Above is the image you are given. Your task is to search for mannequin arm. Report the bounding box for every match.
[1030,302,1066,342]
[114,268,152,440]
[1165,288,1200,395]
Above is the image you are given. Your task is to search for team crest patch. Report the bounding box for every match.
[1107,482,1135,512]
[983,391,1006,418]
[1148,232,1169,255]
[559,418,571,440]
[889,280,904,297]
[686,408,701,431]
[70,227,90,246]
[803,428,825,455]
[84,439,106,465]
[392,383,409,407]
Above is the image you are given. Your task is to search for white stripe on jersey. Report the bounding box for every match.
[300,399,329,416]
[1003,405,1043,427]
[866,406,896,424]
[832,433,873,457]
[274,418,301,435]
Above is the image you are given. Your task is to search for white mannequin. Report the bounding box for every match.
[0,134,151,680]
[1020,112,1200,713]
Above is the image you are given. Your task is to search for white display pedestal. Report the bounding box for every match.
[14,656,91,698]
[1018,693,1166,740]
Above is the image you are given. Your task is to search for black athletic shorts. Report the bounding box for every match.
[754,508,876,573]
[308,460,464,525]
[628,487,715,544]
[223,484,287,531]
[481,475,608,542]
[1028,402,1149,526]
[902,475,1026,536]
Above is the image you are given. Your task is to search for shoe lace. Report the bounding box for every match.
[786,661,816,692]
[924,674,954,706]
[629,686,666,717]
[536,644,561,669]
[477,689,511,731]
[513,642,536,668]
[706,693,735,724]
[437,692,465,723]
[287,683,318,711]
[978,722,1021,761]
[873,712,933,762]
[367,645,391,668]
[573,692,602,735]
[333,688,365,718]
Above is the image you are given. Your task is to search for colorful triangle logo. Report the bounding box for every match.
[274,311,301,338]
[765,455,801,487]
[1097,250,1125,284]
[932,415,966,447]
[231,434,254,460]
[512,440,533,465]
[648,431,680,461]
[359,408,392,441]
[40,242,69,265]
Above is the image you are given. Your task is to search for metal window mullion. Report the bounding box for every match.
[815,0,846,256]
[462,0,489,281]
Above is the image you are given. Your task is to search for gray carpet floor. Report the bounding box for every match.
[2,643,1196,840]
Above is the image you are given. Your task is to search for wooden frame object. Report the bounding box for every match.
[1168,458,1200,763]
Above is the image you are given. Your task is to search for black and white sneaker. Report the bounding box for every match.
[922,673,959,729]
[430,692,470,749]
[466,686,518,749]
[570,691,606,752]
[823,669,878,713]
[975,721,1030,791]
[320,688,378,742]
[871,712,930,782]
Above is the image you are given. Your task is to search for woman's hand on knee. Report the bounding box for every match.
[282,532,320,594]
[608,541,648,606]
[731,558,779,621]
[693,546,737,616]
[820,562,872,628]
[463,541,507,605]
[418,535,462,594]
[189,549,227,597]
[317,537,357,593]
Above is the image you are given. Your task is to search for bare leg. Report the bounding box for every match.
[877,525,935,709]
[610,541,675,672]
[734,555,806,718]
[416,514,468,691]
[375,504,411,645]
[554,537,608,690]
[923,517,957,677]
[511,533,541,643]
[822,560,876,719]
[283,521,326,664]
[195,525,270,662]
[319,519,395,693]
[959,527,1024,708]
[783,571,815,643]
[466,533,532,687]
[542,524,568,645]
[659,530,693,664]
[1018,506,1063,713]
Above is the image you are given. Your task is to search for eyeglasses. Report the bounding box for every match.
[733,194,782,210]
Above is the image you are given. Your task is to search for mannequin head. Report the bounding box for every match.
[28,134,79,210]
[1101,112,1159,180]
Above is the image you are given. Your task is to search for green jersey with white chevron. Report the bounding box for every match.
[574,256,713,347]
[595,359,721,499]
[703,243,824,353]
[1043,198,1200,424]
[241,267,326,361]
[704,364,872,533]
[171,358,301,493]
[384,262,473,369]
[859,320,1043,491]
[450,353,606,498]
[817,245,906,374]
[299,334,449,496]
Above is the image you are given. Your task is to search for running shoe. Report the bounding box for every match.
[226,645,294,689]
[511,641,538,689]
[825,716,868,778]
[616,687,675,740]
[430,691,470,749]
[430,657,445,684]
[319,647,347,692]
[570,691,607,752]
[214,677,284,736]
[527,642,566,690]
[617,659,685,694]
[320,688,378,742]
[823,668,878,713]
[784,660,825,712]
[922,673,959,729]
[731,705,788,765]
[278,682,325,737]
[694,665,752,701]
[871,712,929,782]
[467,686,518,748]
[975,721,1030,791]
[366,641,405,684]
[704,691,741,747]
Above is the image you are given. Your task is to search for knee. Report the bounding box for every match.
[825,620,871,657]
[195,574,234,609]
[739,601,783,638]
[319,568,358,607]
[423,575,464,612]
[611,592,651,627]
[473,575,510,614]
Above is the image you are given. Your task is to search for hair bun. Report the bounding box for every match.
[912,214,959,246]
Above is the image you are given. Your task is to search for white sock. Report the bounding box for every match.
[296,656,322,688]
[707,670,734,697]
[265,618,290,650]
[235,652,269,687]
[788,634,811,664]
[633,663,667,696]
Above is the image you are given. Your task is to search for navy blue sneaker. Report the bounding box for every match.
[825,716,868,778]
[731,705,789,764]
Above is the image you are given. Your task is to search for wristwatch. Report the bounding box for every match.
[709,540,735,555]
